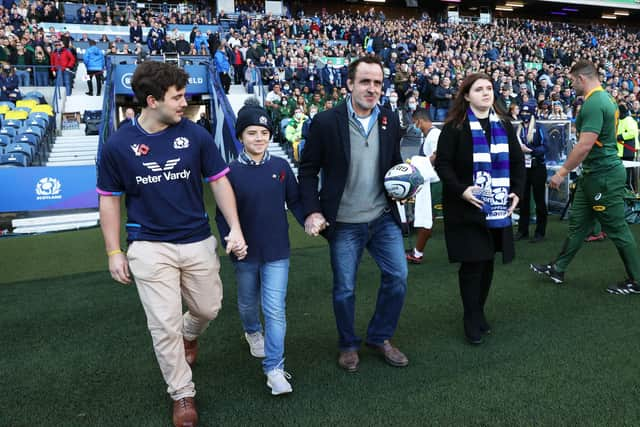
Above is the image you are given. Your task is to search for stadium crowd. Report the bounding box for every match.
[0,1,638,125]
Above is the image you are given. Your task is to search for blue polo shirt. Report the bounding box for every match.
[97,117,229,244]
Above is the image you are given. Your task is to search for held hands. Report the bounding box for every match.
[462,185,484,209]
[304,212,329,237]
[225,228,248,260]
[108,253,131,285]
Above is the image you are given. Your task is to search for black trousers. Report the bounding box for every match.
[518,164,548,237]
[458,259,494,332]
[86,70,103,96]
[219,72,231,94]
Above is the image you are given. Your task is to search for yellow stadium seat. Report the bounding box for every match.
[29,104,54,116]
[16,99,38,109]
[4,110,28,120]
[0,105,10,115]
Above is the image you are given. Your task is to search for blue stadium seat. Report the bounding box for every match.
[15,133,39,148]
[14,106,32,114]
[24,117,47,130]
[0,134,11,147]
[28,112,50,124]
[0,127,17,137]
[2,118,23,129]
[19,126,44,138]
[4,143,32,163]
[0,152,28,167]
[23,91,45,102]
[0,101,15,109]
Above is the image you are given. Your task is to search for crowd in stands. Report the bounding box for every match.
[1,2,640,134]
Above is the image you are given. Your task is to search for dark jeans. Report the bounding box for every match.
[518,164,548,237]
[329,211,408,351]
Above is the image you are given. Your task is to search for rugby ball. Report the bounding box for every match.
[384,163,424,200]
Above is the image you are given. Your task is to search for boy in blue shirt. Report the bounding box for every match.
[217,99,304,395]
[97,61,246,427]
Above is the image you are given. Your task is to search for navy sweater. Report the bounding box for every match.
[216,156,305,263]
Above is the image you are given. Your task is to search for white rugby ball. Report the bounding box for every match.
[384,163,424,200]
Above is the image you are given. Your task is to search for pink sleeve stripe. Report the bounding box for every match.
[96,187,123,196]
[205,167,230,182]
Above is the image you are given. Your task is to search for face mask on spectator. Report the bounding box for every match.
[390,96,398,103]
[284,85,289,91]
[294,112,303,120]
[408,102,417,110]
[310,111,317,118]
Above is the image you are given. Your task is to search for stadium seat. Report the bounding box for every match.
[2,118,22,129]
[24,117,47,130]
[14,106,32,114]
[5,142,34,162]
[0,134,11,147]
[5,110,29,120]
[0,101,16,109]
[0,104,11,115]
[0,127,17,137]
[19,126,44,138]
[28,112,50,124]
[0,152,28,167]
[30,104,54,116]
[16,99,38,109]
[15,133,39,148]
[23,91,46,103]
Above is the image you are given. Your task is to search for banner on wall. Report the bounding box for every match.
[0,166,98,212]
[113,64,210,95]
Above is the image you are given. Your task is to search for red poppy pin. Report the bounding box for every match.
[279,170,286,182]
[139,144,150,155]
[381,116,388,130]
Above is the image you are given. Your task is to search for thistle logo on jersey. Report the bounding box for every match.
[136,158,191,184]
[173,137,190,150]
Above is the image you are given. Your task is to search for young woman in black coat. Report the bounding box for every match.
[434,73,525,345]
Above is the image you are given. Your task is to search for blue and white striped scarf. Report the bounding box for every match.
[469,108,511,228]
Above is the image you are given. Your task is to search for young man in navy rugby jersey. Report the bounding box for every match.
[97,61,246,427]
[216,99,304,396]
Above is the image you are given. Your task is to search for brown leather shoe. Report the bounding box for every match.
[338,350,359,372]
[184,338,198,366]
[366,340,408,367]
[172,397,198,427]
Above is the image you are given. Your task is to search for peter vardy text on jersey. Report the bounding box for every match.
[136,169,192,184]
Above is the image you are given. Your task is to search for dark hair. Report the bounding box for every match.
[412,107,431,122]
[131,60,189,107]
[347,56,384,84]
[569,60,598,79]
[445,73,507,127]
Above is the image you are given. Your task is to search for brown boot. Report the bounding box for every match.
[172,397,198,427]
[184,338,198,366]
[338,350,359,372]
[366,340,408,367]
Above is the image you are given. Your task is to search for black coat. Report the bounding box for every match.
[434,118,525,264]
[298,102,403,240]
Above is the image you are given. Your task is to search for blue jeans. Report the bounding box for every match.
[15,69,30,87]
[34,69,49,87]
[56,69,72,95]
[234,258,290,372]
[329,211,408,351]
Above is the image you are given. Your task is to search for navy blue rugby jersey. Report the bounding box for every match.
[97,117,229,244]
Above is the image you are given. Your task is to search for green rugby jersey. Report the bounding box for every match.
[576,87,621,173]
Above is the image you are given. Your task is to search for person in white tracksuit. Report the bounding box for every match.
[407,108,441,264]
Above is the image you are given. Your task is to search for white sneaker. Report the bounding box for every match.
[244,331,265,358]
[266,368,293,395]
